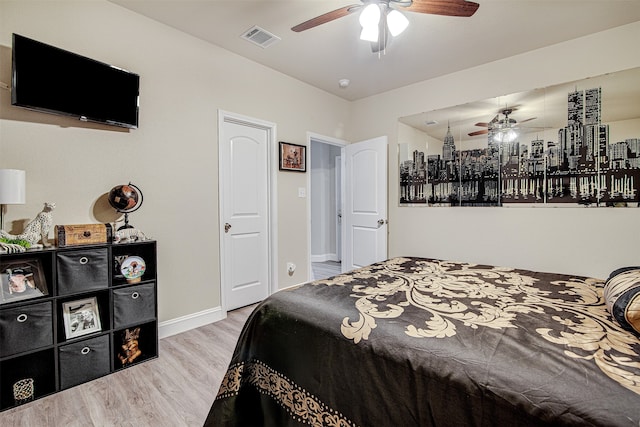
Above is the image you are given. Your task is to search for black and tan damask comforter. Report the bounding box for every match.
[205,257,640,426]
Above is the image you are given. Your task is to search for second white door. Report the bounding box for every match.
[219,113,272,310]
[343,136,388,272]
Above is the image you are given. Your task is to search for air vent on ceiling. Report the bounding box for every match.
[241,26,281,48]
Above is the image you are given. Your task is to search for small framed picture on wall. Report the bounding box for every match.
[279,141,306,172]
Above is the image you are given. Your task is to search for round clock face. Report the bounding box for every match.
[120,256,146,282]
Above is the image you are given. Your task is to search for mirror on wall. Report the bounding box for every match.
[398,67,640,207]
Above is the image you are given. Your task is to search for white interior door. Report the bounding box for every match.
[219,113,272,310]
[343,136,388,272]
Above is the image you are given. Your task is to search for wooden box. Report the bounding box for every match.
[55,224,113,247]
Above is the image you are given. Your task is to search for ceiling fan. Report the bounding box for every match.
[291,0,480,53]
[468,107,536,143]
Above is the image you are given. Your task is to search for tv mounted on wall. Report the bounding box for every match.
[11,34,140,129]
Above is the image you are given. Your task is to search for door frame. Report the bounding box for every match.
[218,110,278,314]
[306,132,348,281]
[335,154,342,262]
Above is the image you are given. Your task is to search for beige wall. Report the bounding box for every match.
[0,1,350,322]
[349,21,640,279]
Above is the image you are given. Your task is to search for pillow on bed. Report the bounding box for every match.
[604,268,640,334]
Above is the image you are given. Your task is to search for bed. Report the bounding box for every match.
[204,257,640,426]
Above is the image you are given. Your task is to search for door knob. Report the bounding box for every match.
[377,219,387,227]
[224,223,232,233]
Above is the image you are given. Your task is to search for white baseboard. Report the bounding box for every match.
[310,253,339,263]
[310,254,327,262]
[158,306,225,339]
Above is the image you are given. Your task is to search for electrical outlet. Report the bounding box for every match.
[286,262,296,275]
[298,187,306,198]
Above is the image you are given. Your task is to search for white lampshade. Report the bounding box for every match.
[0,169,26,204]
[387,10,409,37]
[359,3,381,42]
[360,25,380,43]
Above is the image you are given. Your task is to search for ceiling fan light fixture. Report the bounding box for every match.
[494,128,518,143]
[387,9,409,37]
[359,3,381,42]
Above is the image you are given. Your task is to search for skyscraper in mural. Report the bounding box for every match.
[442,123,455,162]
[568,90,584,126]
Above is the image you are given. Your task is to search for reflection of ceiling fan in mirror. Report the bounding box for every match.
[468,107,536,143]
[291,0,480,53]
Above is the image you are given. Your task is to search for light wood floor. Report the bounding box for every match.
[311,260,342,281]
[0,305,255,427]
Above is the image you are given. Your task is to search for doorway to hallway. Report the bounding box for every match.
[309,135,345,281]
[307,133,388,281]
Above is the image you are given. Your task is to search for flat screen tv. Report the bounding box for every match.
[11,34,139,129]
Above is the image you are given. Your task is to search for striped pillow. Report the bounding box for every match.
[604,268,640,334]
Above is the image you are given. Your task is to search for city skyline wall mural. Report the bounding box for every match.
[398,67,640,207]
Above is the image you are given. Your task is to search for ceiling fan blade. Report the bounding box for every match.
[399,0,480,17]
[471,114,499,135]
[291,4,362,32]
[519,117,537,124]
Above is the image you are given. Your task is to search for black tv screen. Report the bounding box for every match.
[11,34,139,129]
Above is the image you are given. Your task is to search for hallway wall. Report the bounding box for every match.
[310,141,342,262]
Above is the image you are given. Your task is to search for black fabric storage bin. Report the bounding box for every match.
[57,248,109,295]
[59,334,110,389]
[113,283,155,328]
[0,302,53,357]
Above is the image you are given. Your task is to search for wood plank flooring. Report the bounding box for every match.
[0,305,255,427]
[311,261,342,281]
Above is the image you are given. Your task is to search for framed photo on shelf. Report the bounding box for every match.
[63,297,101,339]
[279,141,306,172]
[0,258,48,305]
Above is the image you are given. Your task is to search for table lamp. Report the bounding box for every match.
[0,169,26,231]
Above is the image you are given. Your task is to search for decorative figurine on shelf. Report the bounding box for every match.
[0,202,55,253]
[113,227,148,244]
[118,327,142,366]
[120,255,146,284]
[0,239,26,254]
[108,183,143,231]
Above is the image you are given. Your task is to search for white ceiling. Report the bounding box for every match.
[109,0,640,101]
